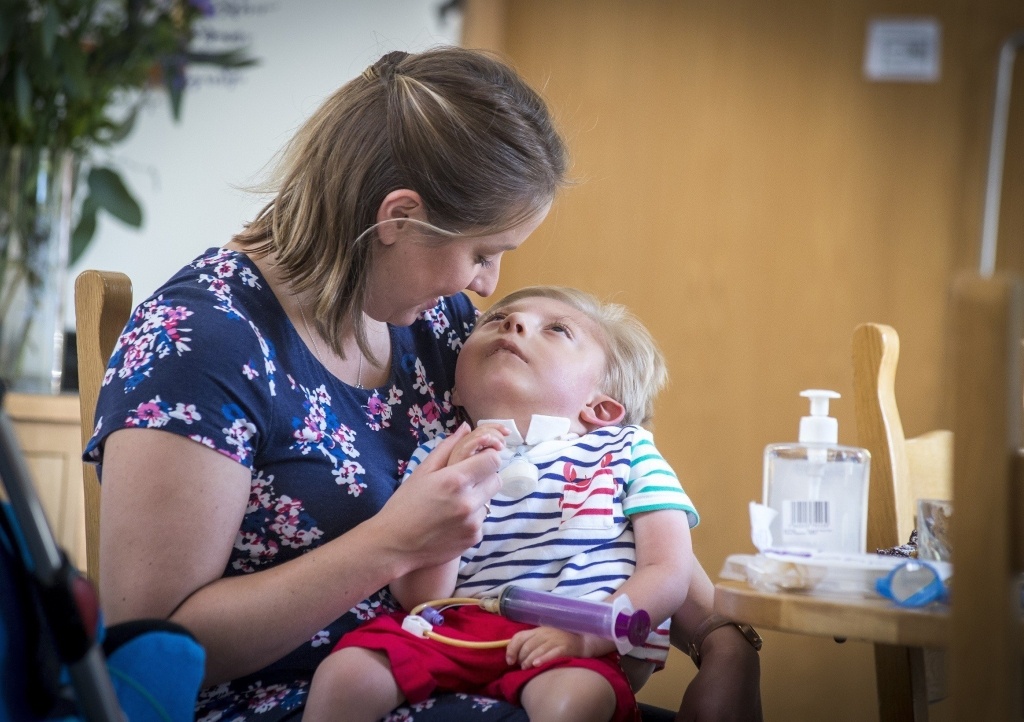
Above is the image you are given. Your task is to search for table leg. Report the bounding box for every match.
[874,643,928,722]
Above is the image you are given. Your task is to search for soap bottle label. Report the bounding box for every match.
[763,450,869,553]
[783,500,832,540]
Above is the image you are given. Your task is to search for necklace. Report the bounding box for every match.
[297,301,364,389]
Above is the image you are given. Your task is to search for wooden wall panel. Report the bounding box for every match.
[465,1,1024,718]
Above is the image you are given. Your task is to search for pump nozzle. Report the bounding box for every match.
[798,389,840,443]
[801,389,839,416]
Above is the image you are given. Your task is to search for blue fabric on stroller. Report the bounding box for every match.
[0,381,205,722]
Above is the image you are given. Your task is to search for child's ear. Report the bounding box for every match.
[452,386,462,407]
[580,394,626,428]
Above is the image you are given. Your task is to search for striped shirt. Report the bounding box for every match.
[403,423,698,665]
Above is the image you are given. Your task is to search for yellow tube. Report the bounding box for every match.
[407,596,512,649]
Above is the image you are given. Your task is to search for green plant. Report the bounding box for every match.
[0,0,257,263]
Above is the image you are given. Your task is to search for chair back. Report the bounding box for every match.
[852,323,953,551]
[74,270,133,587]
[851,322,955,720]
[947,270,1024,719]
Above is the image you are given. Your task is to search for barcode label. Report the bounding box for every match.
[785,500,831,529]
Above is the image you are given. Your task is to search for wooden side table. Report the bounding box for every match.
[4,391,86,571]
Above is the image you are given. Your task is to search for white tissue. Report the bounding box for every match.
[749,501,777,552]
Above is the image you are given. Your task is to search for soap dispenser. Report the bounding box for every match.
[761,389,871,554]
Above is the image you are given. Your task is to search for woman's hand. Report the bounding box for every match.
[372,423,502,570]
[671,562,763,722]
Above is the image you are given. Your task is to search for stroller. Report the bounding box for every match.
[0,382,205,722]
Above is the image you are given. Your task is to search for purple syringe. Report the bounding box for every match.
[494,586,651,655]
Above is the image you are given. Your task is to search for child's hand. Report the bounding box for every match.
[505,626,611,668]
[448,423,509,466]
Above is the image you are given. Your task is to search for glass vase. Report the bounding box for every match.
[0,146,77,395]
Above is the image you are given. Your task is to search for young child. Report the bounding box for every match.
[304,286,698,722]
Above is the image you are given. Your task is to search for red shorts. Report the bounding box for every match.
[332,606,639,722]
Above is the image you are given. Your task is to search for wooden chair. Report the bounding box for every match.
[74,270,133,586]
[853,323,953,551]
[852,323,954,722]
[946,269,1024,719]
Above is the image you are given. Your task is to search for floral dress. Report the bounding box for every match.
[85,247,529,722]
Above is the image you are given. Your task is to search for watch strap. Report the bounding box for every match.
[687,613,762,669]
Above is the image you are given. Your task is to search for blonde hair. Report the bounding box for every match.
[233,47,568,359]
[480,286,668,427]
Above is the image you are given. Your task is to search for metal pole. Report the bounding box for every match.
[979,33,1024,277]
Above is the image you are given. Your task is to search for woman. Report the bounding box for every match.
[87,47,760,721]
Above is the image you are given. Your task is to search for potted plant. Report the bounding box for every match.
[0,0,255,393]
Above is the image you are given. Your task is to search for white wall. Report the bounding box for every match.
[69,0,461,323]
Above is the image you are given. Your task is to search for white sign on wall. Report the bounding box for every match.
[864,17,942,83]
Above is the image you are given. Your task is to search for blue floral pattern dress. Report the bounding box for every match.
[85,248,529,722]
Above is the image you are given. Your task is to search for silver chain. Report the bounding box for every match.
[297,301,363,389]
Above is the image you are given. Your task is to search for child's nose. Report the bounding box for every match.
[500,314,526,333]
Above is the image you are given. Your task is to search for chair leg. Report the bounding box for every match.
[923,648,947,704]
[874,643,928,722]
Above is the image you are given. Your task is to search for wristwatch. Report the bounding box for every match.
[687,613,762,669]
